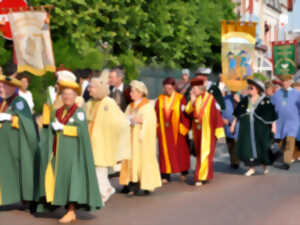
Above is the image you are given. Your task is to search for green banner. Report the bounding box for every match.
[273,43,297,76]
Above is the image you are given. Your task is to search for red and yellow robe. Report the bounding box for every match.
[155,92,190,174]
[185,92,225,181]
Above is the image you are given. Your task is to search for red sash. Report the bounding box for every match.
[52,104,78,155]
[0,92,18,112]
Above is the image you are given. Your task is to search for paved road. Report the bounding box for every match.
[1,144,300,225]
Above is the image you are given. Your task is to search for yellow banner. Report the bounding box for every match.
[8,11,56,76]
[221,20,256,92]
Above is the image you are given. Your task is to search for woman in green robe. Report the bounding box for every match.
[230,78,278,176]
[38,71,102,223]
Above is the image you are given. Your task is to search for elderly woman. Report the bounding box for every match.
[120,80,161,196]
[231,78,278,176]
[38,72,102,223]
[85,77,130,203]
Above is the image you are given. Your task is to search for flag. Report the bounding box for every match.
[8,10,56,76]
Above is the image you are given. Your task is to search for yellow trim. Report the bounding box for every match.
[18,65,56,76]
[45,157,55,203]
[0,75,22,88]
[171,93,181,144]
[158,95,172,173]
[185,101,194,114]
[179,123,189,136]
[197,94,213,181]
[215,127,225,139]
[11,116,19,129]
[42,104,51,125]
[63,126,78,137]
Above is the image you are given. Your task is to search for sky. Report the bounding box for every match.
[289,0,300,30]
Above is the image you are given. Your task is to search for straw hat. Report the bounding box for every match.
[57,70,81,95]
[0,74,22,88]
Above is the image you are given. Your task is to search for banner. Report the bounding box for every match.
[272,41,297,77]
[0,0,28,40]
[221,20,256,92]
[8,10,56,76]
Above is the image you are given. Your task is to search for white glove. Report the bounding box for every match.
[51,121,64,131]
[0,113,12,121]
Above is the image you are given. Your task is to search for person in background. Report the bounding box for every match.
[86,77,130,203]
[17,73,34,113]
[120,80,161,196]
[271,75,300,170]
[155,77,190,184]
[222,87,240,169]
[185,77,225,186]
[37,72,102,223]
[175,69,191,101]
[265,81,275,97]
[194,67,225,110]
[108,67,131,177]
[79,69,92,102]
[108,68,131,112]
[231,77,277,176]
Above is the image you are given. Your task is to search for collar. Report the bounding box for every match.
[114,83,124,92]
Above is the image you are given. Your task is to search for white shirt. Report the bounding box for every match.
[81,80,90,96]
[112,83,124,93]
[19,90,34,112]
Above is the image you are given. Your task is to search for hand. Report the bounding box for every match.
[233,93,240,103]
[51,121,64,131]
[271,122,276,135]
[131,114,143,124]
[0,113,12,121]
[230,124,235,134]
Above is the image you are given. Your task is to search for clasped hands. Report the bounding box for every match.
[129,113,143,125]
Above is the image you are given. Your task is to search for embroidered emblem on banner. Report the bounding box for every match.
[77,112,85,121]
[16,101,24,111]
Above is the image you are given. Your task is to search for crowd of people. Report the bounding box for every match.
[0,62,299,223]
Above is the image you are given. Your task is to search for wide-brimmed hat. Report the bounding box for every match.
[278,74,294,81]
[0,74,22,88]
[190,76,205,87]
[247,78,265,92]
[194,67,212,76]
[130,80,148,96]
[57,70,81,95]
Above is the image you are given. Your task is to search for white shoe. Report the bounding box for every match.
[263,168,269,175]
[244,169,255,176]
[195,181,203,186]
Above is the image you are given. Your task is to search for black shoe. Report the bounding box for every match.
[109,172,120,178]
[277,163,290,170]
[230,164,240,170]
[120,186,130,194]
[134,190,151,196]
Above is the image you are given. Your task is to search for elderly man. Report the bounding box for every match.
[108,68,131,112]
[38,71,102,223]
[185,77,225,186]
[0,73,39,207]
[176,69,191,100]
[194,67,225,110]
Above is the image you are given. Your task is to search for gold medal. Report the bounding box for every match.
[282,101,286,106]
[196,124,201,130]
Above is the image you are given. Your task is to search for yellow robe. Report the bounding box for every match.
[85,97,131,167]
[120,100,162,191]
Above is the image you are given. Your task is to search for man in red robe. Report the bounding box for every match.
[185,77,225,186]
[155,77,190,184]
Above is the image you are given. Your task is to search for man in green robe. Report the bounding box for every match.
[0,74,39,207]
[37,71,102,223]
